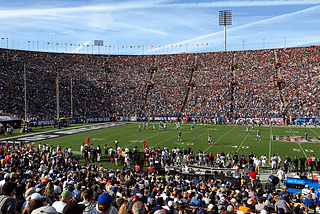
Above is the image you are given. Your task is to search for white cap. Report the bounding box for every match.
[208,204,214,210]
[4,173,11,179]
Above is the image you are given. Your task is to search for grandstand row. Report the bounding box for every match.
[0,46,319,121]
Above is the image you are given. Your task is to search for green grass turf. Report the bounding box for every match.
[30,122,320,171]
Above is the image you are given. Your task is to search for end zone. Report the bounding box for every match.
[273,135,320,143]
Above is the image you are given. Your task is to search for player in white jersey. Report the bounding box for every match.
[226,152,232,167]
[261,154,268,169]
[153,124,156,131]
[271,154,278,173]
[176,151,182,166]
[245,126,251,135]
[277,154,282,168]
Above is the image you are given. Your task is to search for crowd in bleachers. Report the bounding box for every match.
[1,141,320,214]
[0,46,319,120]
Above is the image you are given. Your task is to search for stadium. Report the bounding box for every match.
[0,1,320,214]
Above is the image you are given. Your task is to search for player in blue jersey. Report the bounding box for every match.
[256,130,261,140]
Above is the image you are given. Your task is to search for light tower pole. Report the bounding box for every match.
[219,10,232,52]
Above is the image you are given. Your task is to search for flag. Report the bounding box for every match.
[138,46,140,48]
[33,41,34,43]
[122,46,124,48]
[211,43,213,45]
[1,38,3,40]
[130,46,132,48]
[147,46,149,47]
[87,45,89,47]
[109,46,111,47]
[171,45,173,47]
[70,44,72,46]
[13,39,14,41]
[113,46,115,48]
[28,41,30,43]
[48,42,50,44]
[180,45,182,47]
[206,43,208,45]
[74,44,76,46]
[61,43,63,45]
[52,43,54,45]
[126,46,128,48]
[56,43,58,45]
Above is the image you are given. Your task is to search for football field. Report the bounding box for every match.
[31,122,320,168]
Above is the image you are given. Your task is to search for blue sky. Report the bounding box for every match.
[0,0,320,54]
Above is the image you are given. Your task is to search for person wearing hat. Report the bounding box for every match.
[207,204,215,214]
[129,195,141,211]
[52,190,73,213]
[0,182,17,214]
[94,192,118,214]
[302,185,311,198]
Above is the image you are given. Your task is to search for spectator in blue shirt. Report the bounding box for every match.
[190,194,203,207]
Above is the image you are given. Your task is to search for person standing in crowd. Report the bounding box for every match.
[0,182,17,214]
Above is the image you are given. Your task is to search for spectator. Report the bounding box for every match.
[0,182,17,214]
[52,190,73,213]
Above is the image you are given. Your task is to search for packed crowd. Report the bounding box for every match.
[1,140,320,214]
[0,46,319,120]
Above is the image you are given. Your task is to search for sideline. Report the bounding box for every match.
[0,123,129,145]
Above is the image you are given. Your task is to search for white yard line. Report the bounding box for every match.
[236,134,249,153]
[204,126,237,152]
[289,126,307,158]
[309,128,320,137]
[269,126,272,165]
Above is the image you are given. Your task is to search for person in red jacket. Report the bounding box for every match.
[250,168,257,188]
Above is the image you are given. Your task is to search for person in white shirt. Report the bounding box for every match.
[271,154,278,173]
[302,185,311,198]
[52,190,73,213]
[255,158,261,174]
[277,167,286,184]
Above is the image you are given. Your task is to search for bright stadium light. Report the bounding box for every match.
[219,10,232,52]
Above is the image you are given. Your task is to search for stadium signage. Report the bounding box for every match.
[273,135,320,143]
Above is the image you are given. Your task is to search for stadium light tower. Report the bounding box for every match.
[219,10,232,52]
